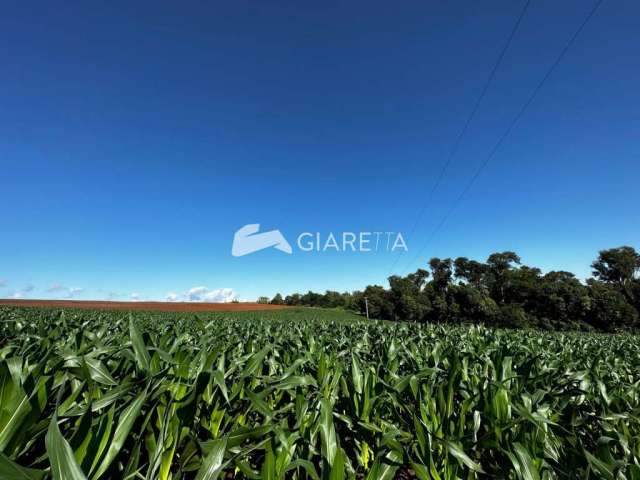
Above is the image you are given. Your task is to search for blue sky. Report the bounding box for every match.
[1,0,638,302]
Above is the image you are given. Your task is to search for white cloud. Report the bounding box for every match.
[131,292,141,301]
[167,287,237,303]
[0,279,7,288]
[47,282,66,292]
[187,286,208,301]
[67,287,84,298]
[204,287,237,303]
[46,282,84,298]
[8,283,34,299]
[165,292,180,302]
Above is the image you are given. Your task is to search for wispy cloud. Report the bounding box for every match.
[47,282,66,292]
[165,292,180,302]
[8,283,34,299]
[68,287,84,298]
[131,292,141,301]
[46,282,84,298]
[169,286,237,303]
[0,279,7,288]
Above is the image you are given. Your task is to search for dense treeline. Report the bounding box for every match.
[269,246,640,331]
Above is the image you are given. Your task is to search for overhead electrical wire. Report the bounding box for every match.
[389,0,532,274]
[400,0,605,274]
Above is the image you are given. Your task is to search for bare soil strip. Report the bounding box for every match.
[0,299,287,312]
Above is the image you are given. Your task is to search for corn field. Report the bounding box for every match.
[1,306,640,479]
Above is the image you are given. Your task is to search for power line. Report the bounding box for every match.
[401,0,604,274]
[389,0,532,274]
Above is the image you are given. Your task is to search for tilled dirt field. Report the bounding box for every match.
[0,299,288,312]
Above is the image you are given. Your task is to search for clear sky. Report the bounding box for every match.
[1,0,639,302]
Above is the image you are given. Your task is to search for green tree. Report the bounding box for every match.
[428,258,453,293]
[388,274,430,322]
[270,293,284,305]
[322,290,345,308]
[301,291,323,306]
[486,251,521,304]
[284,293,302,306]
[359,285,394,320]
[592,246,640,300]
[450,283,498,325]
[519,271,590,329]
[498,304,529,328]
[454,257,487,290]
[277,246,640,332]
[407,268,430,289]
[586,279,639,331]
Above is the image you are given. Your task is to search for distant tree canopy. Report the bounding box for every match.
[273,246,640,332]
[269,293,284,305]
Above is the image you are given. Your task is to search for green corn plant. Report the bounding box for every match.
[1,305,640,478]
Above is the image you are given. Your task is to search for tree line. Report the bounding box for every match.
[266,246,640,331]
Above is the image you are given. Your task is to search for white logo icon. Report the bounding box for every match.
[232,224,293,257]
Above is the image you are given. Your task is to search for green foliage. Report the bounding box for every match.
[1,306,640,478]
[270,293,284,305]
[592,246,640,289]
[285,246,640,331]
[497,304,529,328]
[585,280,639,331]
